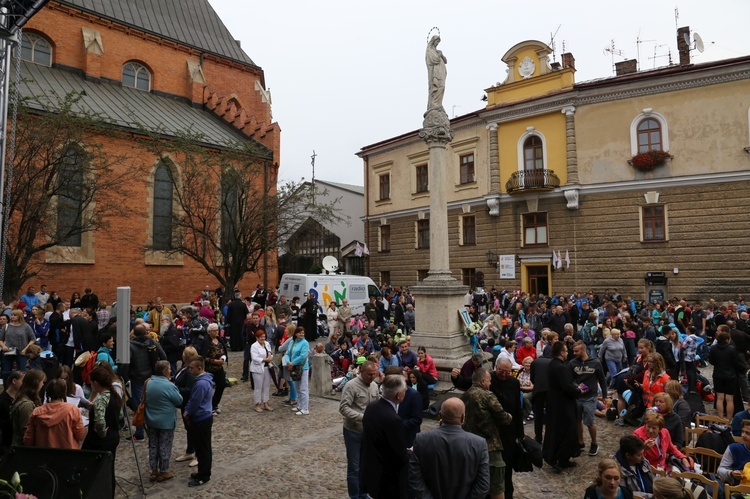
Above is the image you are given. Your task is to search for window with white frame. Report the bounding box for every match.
[641,205,667,242]
[522,212,548,247]
[21,32,52,66]
[630,110,669,155]
[122,61,151,91]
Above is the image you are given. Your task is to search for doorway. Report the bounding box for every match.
[526,265,549,296]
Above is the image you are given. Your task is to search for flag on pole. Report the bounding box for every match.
[363,244,370,256]
[556,250,563,269]
[564,250,570,268]
[355,242,363,257]
[551,250,557,268]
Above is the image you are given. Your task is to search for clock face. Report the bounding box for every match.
[519,56,535,79]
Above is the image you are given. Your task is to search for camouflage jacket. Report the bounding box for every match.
[460,385,512,452]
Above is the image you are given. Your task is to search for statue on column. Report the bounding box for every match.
[421,32,453,143]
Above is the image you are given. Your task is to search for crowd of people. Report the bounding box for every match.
[1,282,750,497]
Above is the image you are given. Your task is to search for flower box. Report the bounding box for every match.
[629,150,672,172]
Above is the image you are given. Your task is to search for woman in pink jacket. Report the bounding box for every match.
[415,346,438,385]
[633,411,690,471]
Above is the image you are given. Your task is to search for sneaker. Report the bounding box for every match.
[132,436,145,443]
[212,410,219,416]
[295,409,310,415]
[189,458,198,467]
[614,418,626,427]
[215,406,221,414]
[188,477,210,487]
[282,399,297,407]
[175,453,194,462]
[589,444,599,456]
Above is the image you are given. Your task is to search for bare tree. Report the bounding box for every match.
[139,128,345,297]
[1,91,138,302]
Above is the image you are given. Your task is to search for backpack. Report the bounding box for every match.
[147,342,158,370]
[76,350,99,385]
[581,323,594,345]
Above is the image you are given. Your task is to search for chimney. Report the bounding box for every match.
[561,52,575,70]
[677,26,691,66]
[550,61,561,71]
[615,59,638,76]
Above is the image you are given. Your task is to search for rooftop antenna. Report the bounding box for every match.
[674,7,679,32]
[549,24,562,62]
[451,105,461,118]
[649,44,672,68]
[684,30,706,54]
[311,150,317,204]
[603,40,627,73]
[636,29,656,71]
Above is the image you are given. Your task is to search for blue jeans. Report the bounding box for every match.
[1,354,28,385]
[586,344,597,360]
[343,427,367,499]
[606,360,622,383]
[130,379,145,439]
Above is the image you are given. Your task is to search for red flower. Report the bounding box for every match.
[630,150,671,172]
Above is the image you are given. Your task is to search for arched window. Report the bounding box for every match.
[20,32,52,66]
[57,149,84,247]
[523,135,544,170]
[152,162,174,251]
[122,61,151,91]
[221,172,240,255]
[637,118,662,153]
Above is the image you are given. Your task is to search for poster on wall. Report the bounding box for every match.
[499,254,515,279]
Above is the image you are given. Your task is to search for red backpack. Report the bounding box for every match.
[77,351,99,385]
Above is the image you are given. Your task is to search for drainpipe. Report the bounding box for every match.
[364,155,370,277]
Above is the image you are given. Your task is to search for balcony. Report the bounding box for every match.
[505,169,560,194]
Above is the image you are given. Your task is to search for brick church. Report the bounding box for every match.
[14,0,280,304]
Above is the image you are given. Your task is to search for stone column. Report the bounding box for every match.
[486,122,501,216]
[562,106,579,184]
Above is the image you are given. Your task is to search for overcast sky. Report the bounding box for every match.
[211,0,750,187]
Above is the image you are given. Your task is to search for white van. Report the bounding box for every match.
[278,273,380,316]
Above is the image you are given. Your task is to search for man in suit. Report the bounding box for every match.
[384,366,423,447]
[362,373,409,499]
[226,291,249,352]
[409,397,490,499]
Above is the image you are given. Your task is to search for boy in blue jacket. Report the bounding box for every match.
[183,357,214,487]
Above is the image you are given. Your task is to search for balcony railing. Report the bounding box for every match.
[505,169,560,194]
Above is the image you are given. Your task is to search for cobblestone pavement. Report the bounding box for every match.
[114,354,714,498]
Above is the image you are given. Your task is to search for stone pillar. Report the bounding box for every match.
[310,353,332,397]
[487,122,500,194]
[562,106,579,184]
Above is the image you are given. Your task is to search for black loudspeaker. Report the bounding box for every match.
[427,393,460,417]
[0,446,113,498]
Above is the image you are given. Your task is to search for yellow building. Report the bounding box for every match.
[359,32,750,301]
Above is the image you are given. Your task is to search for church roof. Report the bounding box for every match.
[57,0,256,67]
[16,60,272,156]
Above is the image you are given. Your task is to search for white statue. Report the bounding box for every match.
[425,35,447,114]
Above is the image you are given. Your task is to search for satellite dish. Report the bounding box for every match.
[683,33,691,46]
[693,33,705,53]
[322,255,339,273]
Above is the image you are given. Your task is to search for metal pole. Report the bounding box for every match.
[0,31,19,302]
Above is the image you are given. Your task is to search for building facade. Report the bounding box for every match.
[359,31,750,302]
[14,0,280,304]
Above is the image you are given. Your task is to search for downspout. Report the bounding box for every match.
[263,160,269,288]
[364,155,370,277]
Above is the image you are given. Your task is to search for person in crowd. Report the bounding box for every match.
[570,340,607,457]
[653,392,684,449]
[144,361,182,482]
[656,327,682,381]
[0,309,37,381]
[536,329,549,359]
[396,341,418,370]
[0,371,23,453]
[183,357,214,487]
[599,328,628,383]
[515,337,537,364]
[10,368,45,446]
[240,312,262,382]
[409,397,490,499]
[543,341,584,472]
[495,340,522,371]
[652,477,697,499]
[263,306,279,348]
[642,352,670,409]
[614,434,654,496]
[406,368,429,412]
[383,366,423,447]
[250,330,274,413]
[96,333,117,370]
[159,315,183,375]
[613,339,654,426]
[378,346,398,373]
[718,419,750,485]
[709,327,745,420]
[225,291,249,353]
[325,332,340,356]
[362,373,409,499]
[332,338,356,374]
[415,346,438,385]
[200,323,228,416]
[582,458,634,499]
[326,302,339,338]
[54,364,89,408]
[516,356,534,421]
[450,352,484,390]
[174,346,199,467]
[664,380,692,431]
[82,365,121,495]
[340,360,379,499]
[285,326,310,416]
[355,331,374,356]
[30,306,50,350]
[462,367,512,499]
[491,357,524,499]
[633,412,689,470]
[23,378,84,449]
[130,324,166,441]
[530,353,552,444]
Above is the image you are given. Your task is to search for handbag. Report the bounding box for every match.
[512,437,534,472]
[132,379,149,427]
[288,340,303,381]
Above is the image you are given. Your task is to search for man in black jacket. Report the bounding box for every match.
[530,356,552,444]
[225,292,249,352]
[490,358,524,499]
[570,340,607,457]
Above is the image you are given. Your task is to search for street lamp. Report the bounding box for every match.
[486,249,495,266]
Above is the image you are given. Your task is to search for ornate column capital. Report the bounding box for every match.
[561,105,576,117]
[486,122,498,131]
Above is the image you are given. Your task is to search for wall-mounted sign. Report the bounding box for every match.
[499,254,515,279]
